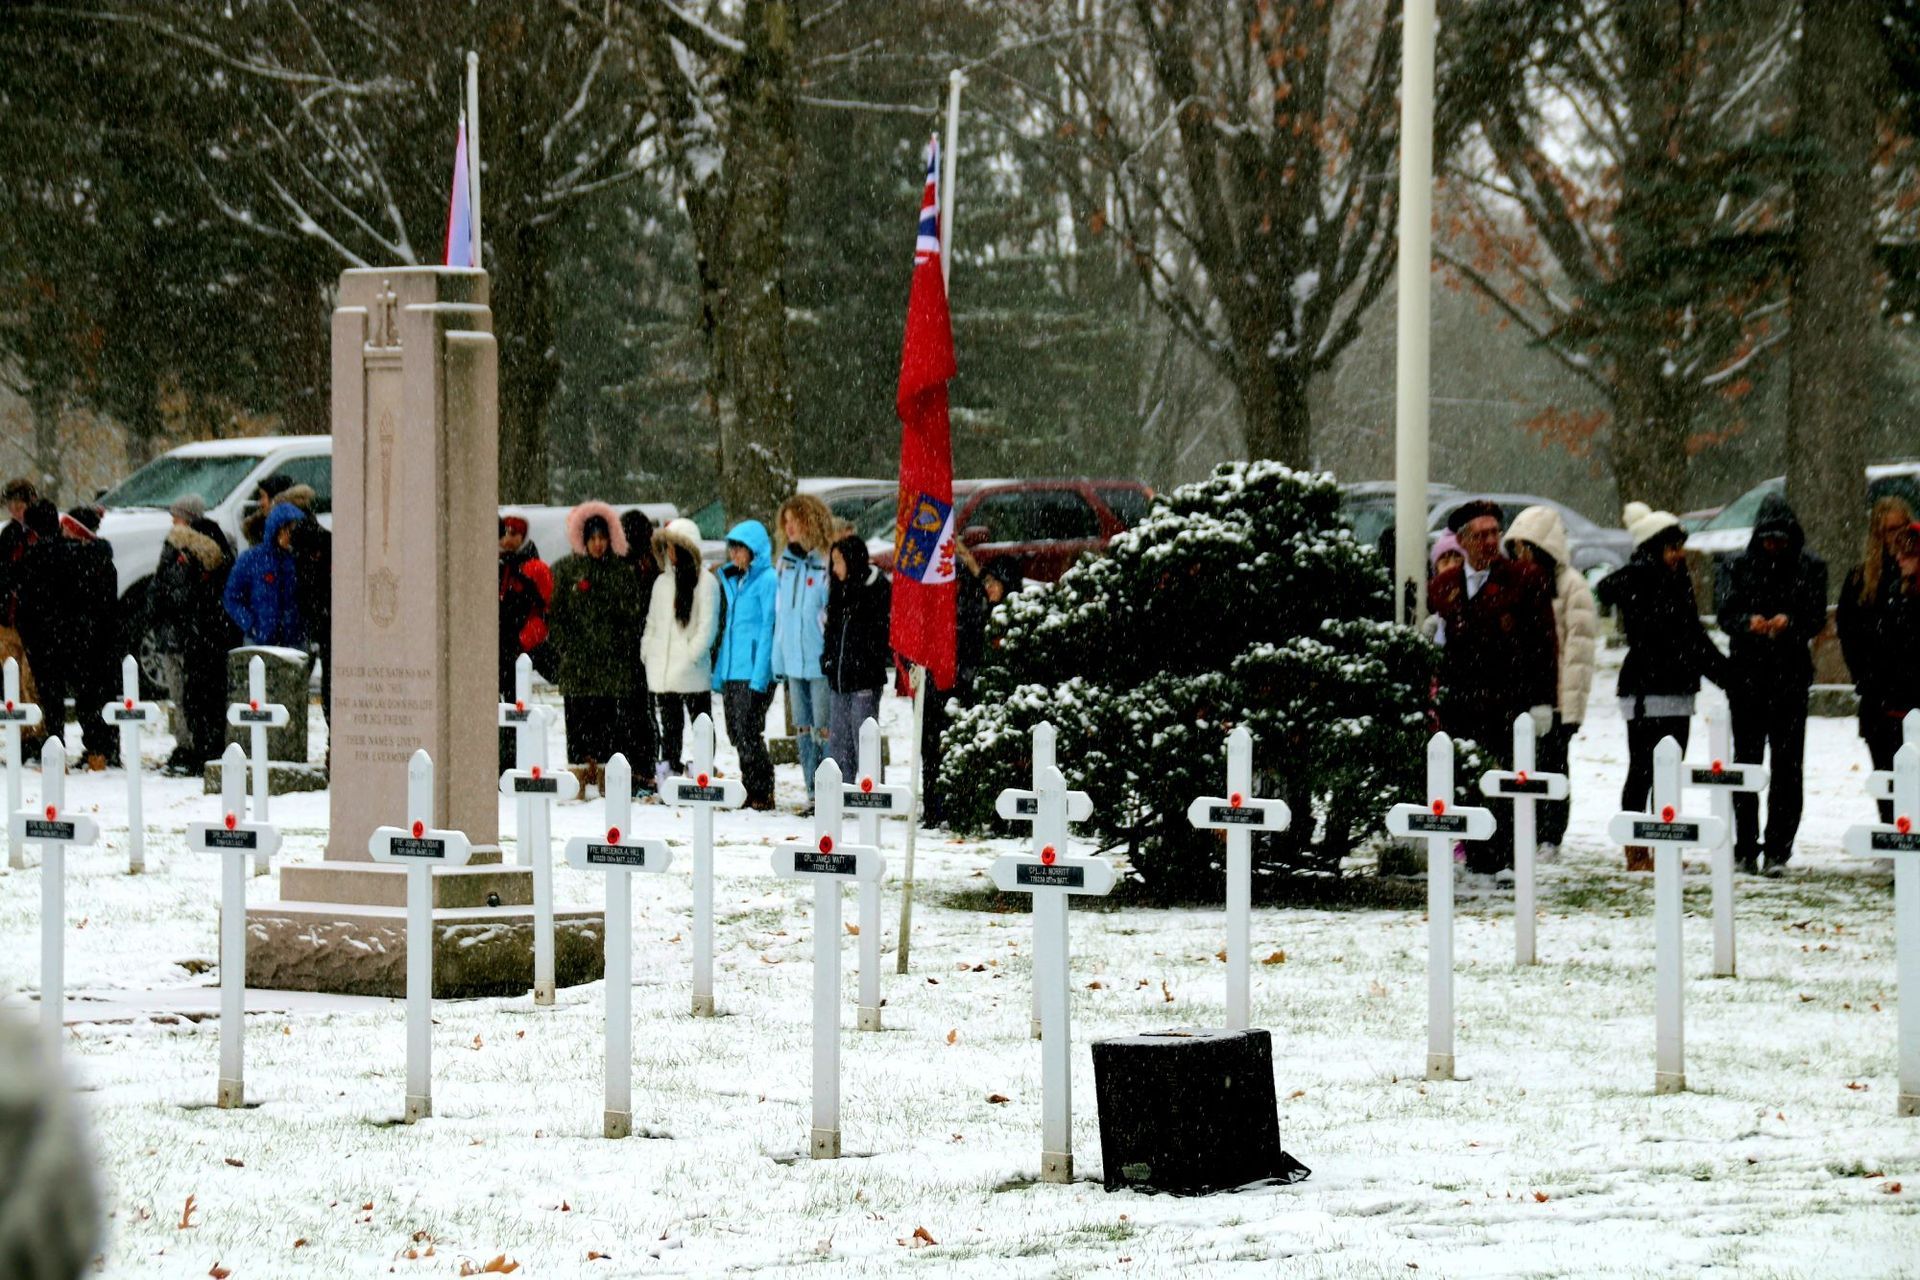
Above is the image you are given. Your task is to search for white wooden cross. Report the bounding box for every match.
[1386,732,1495,1082]
[1685,713,1769,978]
[841,717,911,1032]
[772,758,882,1159]
[564,753,672,1139]
[496,653,536,869]
[991,763,1116,1183]
[99,654,163,874]
[995,720,1093,1038]
[368,749,474,1123]
[185,742,282,1108]
[11,739,98,1051]
[499,705,578,1006]
[1,657,42,871]
[1868,711,1920,811]
[664,713,745,1017]
[1606,736,1726,1096]
[1478,712,1569,967]
[1185,726,1291,1029]
[1844,742,1920,1117]
[225,654,290,877]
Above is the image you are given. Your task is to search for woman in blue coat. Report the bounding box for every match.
[711,519,778,810]
[223,502,306,648]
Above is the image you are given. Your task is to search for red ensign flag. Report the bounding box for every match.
[890,135,958,690]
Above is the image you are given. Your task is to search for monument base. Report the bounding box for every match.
[241,900,605,999]
[1655,1070,1686,1096]
[204,760,329,797]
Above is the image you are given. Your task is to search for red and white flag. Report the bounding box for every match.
[889,135,958,690]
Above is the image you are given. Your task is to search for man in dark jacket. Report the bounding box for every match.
[1716,494,1828,875]
[153,502,235,773]
[1428,499,1559,876]
[17,502,117,766]
[280,486,332,728]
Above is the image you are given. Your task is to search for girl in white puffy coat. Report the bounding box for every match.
[642,518,718,775]
[1504,505,1598,852]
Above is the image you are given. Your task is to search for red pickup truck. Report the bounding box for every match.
[871,478,1153,584]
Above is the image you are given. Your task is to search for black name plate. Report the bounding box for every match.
[1013,796,1038,816]
[844,791,897,811]
[794,850,856,876]
[235,708,277,724]
[0,707,32,722]
[204,828,258,850]
[1405,813,1467,834]
[513,776,559,795]
[1632,821,1699,843]
[1497,778,1552,795]
[110,707,151,723]
[388,836,448,860]
[1871,831,1920,853]
[586,843,647,867]
[1689,768,1748,788]
[1207,805,1266,824]
[676,784,727,804]
[24,819,74,840]
[500,707,531,723]
[1016,863,1085,889]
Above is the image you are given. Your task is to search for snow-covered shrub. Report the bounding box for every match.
[941,461,1438,898]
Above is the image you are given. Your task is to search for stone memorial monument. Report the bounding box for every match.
[246,267,602,997]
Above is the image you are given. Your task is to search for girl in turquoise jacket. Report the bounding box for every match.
[711,519,778,808]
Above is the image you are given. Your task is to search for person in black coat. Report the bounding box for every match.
[619,509,660,784]
[822,534,892,776]
[1838,500,1920,824]
[280,486,332,730]
[17,502,117,766]
[152,506,236,774]
[1597,506,1730,868]
[1715,494,1828,875]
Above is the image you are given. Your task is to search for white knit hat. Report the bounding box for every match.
[1623,501,1680,549]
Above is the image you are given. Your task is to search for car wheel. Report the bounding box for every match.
[118,579,168,698]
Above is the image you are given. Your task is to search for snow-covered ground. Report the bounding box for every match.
[3,648,1918,1277]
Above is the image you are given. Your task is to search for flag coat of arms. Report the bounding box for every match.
[890,136,958,690]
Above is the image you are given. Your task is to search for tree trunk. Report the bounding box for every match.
[493,220,556,503]
[1228,339,1312,468]
[28,384,60,503]
[1786,0,1880,586]
[1610,363,1691,512]
[716,0,798,525]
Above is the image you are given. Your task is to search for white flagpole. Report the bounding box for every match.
[1392,0,1434,624]
[896,665,926,974]
[466,50,483,270]
[940,70,966,290]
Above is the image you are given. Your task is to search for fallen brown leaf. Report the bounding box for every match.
[899,1226,937,1248]
[1215,948,1227,962]
[587,1251,610,1261]
[1087,980,1104,990]
[1287,1089,1305,1100]
[1262,950,1287,965]
[178,1195,198,1230]
[472,1034,484,1050]
[1886,1182,1904,1194]
[987,1093,1010,1104]
[1161,980,1174,1004]
[945,1028,957,1045]
[1846,1081,1869,1091]
[292,1239,307,1249]
[208,1265,230,1279]
[223,1158,244,1168]
[845,923,859,935]
[1532,1191,1549,1203]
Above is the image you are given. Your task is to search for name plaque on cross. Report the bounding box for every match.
[1016,862,1086,890]
[0,706,35,723]
[24,818,78,842]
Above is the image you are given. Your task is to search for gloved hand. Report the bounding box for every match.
[1528,704,1554,736]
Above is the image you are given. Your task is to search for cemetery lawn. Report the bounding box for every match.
[3,652,1918,1277]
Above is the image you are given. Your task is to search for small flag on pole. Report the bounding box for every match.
[444,121,474,268]
[889,135,958,690]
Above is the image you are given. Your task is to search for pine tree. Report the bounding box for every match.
[939,462,1438,900]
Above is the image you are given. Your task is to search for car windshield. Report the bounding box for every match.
[1341,497,1396,548]
[853,494,901,542]
[1702,478,1783,531]
[99,453,265,510]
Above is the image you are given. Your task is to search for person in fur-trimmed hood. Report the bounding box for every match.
[153,496,235,773]
[1503,505,1598,854]
[547,500,645,786]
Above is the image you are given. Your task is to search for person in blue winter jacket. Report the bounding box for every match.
[771,493,834,809]
[223,501,306,648]
[711,519,778,810]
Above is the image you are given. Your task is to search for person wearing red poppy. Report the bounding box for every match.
[547,502,645,791]
[222,501,305,648]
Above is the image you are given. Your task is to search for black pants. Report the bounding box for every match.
[654,691,710,773]
[32,662,113,763]
[1442,705,1522,873]
[1536,717,1577,846]
[1623,715,1691,815]
[721,682,775,804]
[182,647,228,768]
[1731,686,1808,862]
[1864,713,1907,826]
[921,684,953,825]
[563,694,625,768]
[621,692,657,784]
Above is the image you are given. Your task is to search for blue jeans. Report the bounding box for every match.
[788,676,831,797]
[829,688,881,778]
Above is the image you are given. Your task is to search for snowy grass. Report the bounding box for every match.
[2,656,1918,1276]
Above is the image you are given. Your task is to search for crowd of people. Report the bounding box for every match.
[1426,492,1920,881]
[503,494,1005,817]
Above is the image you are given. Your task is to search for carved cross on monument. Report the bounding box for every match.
[372,279,401,349]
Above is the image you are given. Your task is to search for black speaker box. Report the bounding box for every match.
[1089,1027,1308,1195]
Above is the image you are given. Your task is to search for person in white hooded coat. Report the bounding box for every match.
[642,517,718,776]
[1504,504,1599,852]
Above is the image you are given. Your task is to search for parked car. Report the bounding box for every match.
[868,478,1154,584]
[1337,480,1463,552]
[688,476,896,564]
[94,435,674,684]
[1685,460,1920,607]
[1424,492,1632,580]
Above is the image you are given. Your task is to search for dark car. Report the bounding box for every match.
[869,478,1153,584]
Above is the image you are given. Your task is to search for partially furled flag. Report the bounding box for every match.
[889,135,958,691]
[444,120,473,268]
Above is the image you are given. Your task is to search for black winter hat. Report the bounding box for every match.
[1445,499,1503,534]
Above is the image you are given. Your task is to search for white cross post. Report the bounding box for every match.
[368,750,474,1123]
[991,763,1116,1183]
[1185,726,1291,1029]
[1686,714,1768,979]
[564,753,672,1139]
[100,655,163,875]
[1607,736,1726,1095]
[1869,711,1920,814]
[11,739,98,1051]
[841,717,911,1032]
[995,721,1093,1038]
[226,655,289,878]
[499,706,578,1007]
[185,742,282,1108]
[1845,742,1920,1117]
[1478,713,1569,967]
[664,714,744,1017]
[1386,732,1496,1082]
[772,759,883,1159]
[496,654,536,868]
[2,658,42,871]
